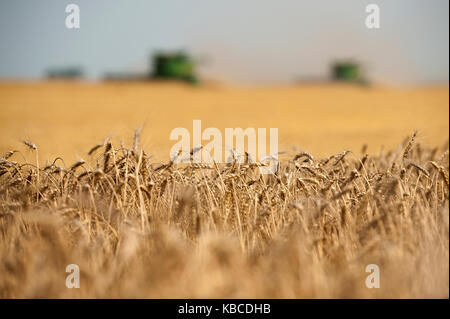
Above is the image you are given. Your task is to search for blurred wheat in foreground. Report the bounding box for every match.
[0,132,448,298]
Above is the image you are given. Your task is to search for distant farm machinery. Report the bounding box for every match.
[151,51,198,84]
[331,61,368,84]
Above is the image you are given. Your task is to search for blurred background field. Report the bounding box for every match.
[0,81,448,165]
[0,1,448,299]
[1,1,448,165]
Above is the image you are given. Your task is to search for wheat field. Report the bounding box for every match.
[0,82,448,163]
[0,82,448,298]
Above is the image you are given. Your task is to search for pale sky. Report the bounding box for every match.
[0,0,448,84]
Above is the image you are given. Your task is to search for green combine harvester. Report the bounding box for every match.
[151,52,198,84]
[331,61,368,85]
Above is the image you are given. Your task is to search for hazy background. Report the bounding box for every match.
[0,0,448,84]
